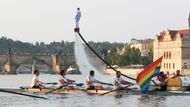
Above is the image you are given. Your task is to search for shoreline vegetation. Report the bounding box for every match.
[0,36,153,67]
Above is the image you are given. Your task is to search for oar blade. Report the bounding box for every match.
[99,89,116,96]
[75,83,84,87]
[0,89,48,99]
[99,82,114,86]
[42,82,58,85]
[45,83,69,94]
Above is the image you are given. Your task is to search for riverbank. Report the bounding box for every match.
[106,68,190,76]
[106,68,143,75]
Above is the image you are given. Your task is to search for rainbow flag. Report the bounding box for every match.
[136,56,163,94]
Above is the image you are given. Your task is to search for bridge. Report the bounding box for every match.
[0,51,75,74]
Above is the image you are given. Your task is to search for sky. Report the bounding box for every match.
[0,0,189,44]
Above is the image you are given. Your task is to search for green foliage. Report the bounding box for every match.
[140,56,151,67]
[107,43,153,67]
[0,36,75,55]
[0,36,153,67]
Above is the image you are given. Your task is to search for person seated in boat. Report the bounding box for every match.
[152,72,167,91]
[58,69,76,89]
[166,71,171,78]
[31,69,45,89]
[114,71,131,90]
[172,70,182,78]
[86,70,104,90]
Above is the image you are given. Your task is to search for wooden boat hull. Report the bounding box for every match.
[149,77,190,91]
[20,88,83,94]
[2,87,190,96]
[150,85,190,91]
[166,77,190,91]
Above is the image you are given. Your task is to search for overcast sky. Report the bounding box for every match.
[0,0,189,43]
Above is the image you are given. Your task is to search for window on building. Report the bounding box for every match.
[173,63,175,69]
[164,63,165,69]
[166,52,168,59]
[164,52,166,58]
[169,51,171,59]
[169,63,171,69]
[166,63,168,69]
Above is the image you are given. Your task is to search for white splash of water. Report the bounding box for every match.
[74,33,102,80]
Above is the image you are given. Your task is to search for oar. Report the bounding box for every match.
[99,85,130,96]
[45,83,69,94]
[99,82,114,86]
[99,88,121,96]
[0,89,48,99]
[77,32,136,82]
[42,82,58,85]
[63,82,84,87]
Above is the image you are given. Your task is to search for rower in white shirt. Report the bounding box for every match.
[31,69,45,88]
[114,71,131,89]
[152,72,167,91]
[86,70,104,90]
[58,69,76,89]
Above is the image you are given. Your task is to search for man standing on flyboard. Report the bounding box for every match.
[74,8,81,32]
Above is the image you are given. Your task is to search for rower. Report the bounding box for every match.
[86,70,104,90]
[58,69,76,89]
[172,70,183,78]
[152,72,167,91]
[31,69,45,88]
[114,71,131,90]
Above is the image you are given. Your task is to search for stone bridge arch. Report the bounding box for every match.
[2,53,60,74]
[15,57,53,74]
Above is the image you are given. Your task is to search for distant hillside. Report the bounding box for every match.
[0,36,125,55]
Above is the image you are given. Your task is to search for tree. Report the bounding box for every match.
[140,56,151,67]
[108,48,118,65]
[148,45,153,63]
[130,47,141,64]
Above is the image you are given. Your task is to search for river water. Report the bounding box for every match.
[0,74,190,107]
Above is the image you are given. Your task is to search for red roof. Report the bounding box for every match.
[157,29,189,41]
[175,29,189,35]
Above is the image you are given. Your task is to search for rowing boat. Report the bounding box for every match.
[1,87,190,96]
[149,77,190,91]
[150,85,190,91]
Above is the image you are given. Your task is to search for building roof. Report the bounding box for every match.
[157,29,189,41]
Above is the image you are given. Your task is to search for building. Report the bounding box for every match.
[130,38,153,56]
[153,13,190,73]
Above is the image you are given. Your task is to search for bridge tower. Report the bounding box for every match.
[31,60,37,74]
[3,48,17,74]
[51,54,60,73]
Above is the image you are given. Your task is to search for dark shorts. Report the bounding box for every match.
[87,86,95,90]
[117,87,125,90]
[32,85,40,88]
[154,86,167,91]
